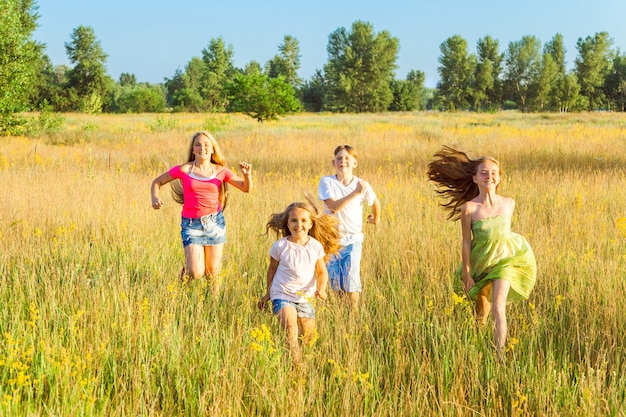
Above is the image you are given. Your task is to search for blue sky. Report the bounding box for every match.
[33,0,626,88]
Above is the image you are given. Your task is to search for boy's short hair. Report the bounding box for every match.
[334,145,357,159]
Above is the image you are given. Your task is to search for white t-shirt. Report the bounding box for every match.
[318,175,377,246]
[269,236,325,302]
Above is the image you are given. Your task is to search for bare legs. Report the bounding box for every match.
[276,307,316,364]
[184,243,224,295]
[474,279,511,357]
[491,279,511,356]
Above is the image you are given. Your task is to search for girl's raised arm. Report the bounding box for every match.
[227,162,253,193]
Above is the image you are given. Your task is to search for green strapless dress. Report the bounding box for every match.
[456,215,537,302]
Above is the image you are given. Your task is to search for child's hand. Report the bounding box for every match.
[462,276,475,294]
[367,214,379,225]
[239,162,252,176]
[152,196,164,210]
[355,180,365,195]
[315,289,327,301]
[258,294,270,310]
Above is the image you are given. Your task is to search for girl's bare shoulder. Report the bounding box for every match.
[179,162,193,173]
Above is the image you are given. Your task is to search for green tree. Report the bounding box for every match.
[227,73,300,122]
[119,73,137,87]
[544,33,566,75]
[165,58,207,112]
[117,85,166,113]
[473,36,502,111]
[389,70,425,111]
[533,53,559,111]
[65,25,110,112]
[575,32,613,110]
[200,37,236,112]
[323,21,399,112]
[542,34,569,111]
[266,35,302,87]
[244,61,263,75]
[298,70,326,112]
[0,0,42,133]
[604,51,626,111]
[437,35,476,111]
[504,35,542,112]
[553,72,581,112]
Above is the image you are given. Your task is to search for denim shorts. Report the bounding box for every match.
[181,212,227,247]
[271,299,316,318]
[327,242,363,292]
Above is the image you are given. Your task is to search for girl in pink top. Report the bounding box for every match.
[151,131,252,295]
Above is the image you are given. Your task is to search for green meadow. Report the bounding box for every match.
[1,111,625,416]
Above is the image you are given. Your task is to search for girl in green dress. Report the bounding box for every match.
[427,146,537,356]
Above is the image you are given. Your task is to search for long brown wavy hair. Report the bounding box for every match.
[171,131,229,209]
[427,146,501,220]
[265,197,341,261]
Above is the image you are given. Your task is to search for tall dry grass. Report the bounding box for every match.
[1,111,625,416]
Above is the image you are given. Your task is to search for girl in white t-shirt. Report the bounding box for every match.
[258,200,340,363]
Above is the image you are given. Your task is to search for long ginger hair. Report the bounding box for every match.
[427,146,501,220]
[265,197,341,261]
[171,131,229,209]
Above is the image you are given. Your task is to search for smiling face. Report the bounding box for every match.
[192,134,214,162]
[332,149,358,176]
[287,207,313,239]
[473,159,500,190]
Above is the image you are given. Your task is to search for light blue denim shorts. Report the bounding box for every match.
[271,299,316,318]
[327,242,363,293]
[181,211,227,247]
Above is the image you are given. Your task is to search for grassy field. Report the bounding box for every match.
[1,111,625,416]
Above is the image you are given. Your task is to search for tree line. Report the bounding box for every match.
[2,0,626,134]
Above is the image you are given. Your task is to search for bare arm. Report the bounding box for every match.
[368,197,381,225]
[314,257,329,300]
[151,171,175,209]
[258,256,278,309]
[460,204,474,293]
[226,162,253,193]
[323,179,366,213]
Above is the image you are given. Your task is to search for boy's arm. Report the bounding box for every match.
[322,179,365,213]
[368,197,381,225]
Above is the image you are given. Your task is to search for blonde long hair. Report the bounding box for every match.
[265,197,341,261]
[171,131,229,209]
[427,146,501,220]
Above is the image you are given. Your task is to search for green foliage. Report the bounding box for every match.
[389,70,425,111]
[227,73,301,121]
[604,52,626,111]
[29,100,65,136]
[504,35,542,112]
[473,36,503,111]
[298,70,326,112]
[201,37,237,112]
[116,86,166,113]
[266,35,302,87]
[147,115,179,132]
[575,32,613,110]
[64,25,110,112]
[0,0,42,134]
[119,73,137,87]
[324,21,399,112]
[437,35,476,111]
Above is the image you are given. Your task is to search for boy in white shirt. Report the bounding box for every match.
[318,145,381,311]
